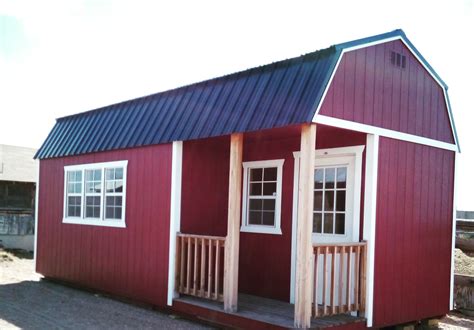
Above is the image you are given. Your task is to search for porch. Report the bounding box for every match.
[168,124,376,328]
[173,233,367,328]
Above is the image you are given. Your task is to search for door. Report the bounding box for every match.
[290,146,364,305]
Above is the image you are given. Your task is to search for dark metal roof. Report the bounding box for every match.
[35,29,458,159]
[36,46,339,159]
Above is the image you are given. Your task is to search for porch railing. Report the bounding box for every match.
[176,233,226,302]
[312,242,367,317]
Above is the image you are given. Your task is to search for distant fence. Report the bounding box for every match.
[0,212,34,235]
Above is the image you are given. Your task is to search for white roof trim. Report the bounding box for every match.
[314,115,458,152]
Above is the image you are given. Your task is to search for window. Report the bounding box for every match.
[241,159,284,235]
[313,166,347,235]
[63,161,127,228]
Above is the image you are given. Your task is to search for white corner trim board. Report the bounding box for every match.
[167,141,183,306]
[450,152,458,310]
[314,115,458,152]
[33,160,40,270]
[363,134,379,328]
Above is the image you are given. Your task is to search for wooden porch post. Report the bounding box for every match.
[224,133,243,313]
[294,124,316,328]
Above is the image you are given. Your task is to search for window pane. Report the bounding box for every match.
[115,207,122,220]
[93,182,101,193]
[323,212,334,234]
[75,183,81,193]
[314,169,324,189]
[335,213,345,234]
[249,199,262,211]
[324,191,334,211]
[250,183,262,196]
[262,211,275,226]
[313,213,322,233]
[115,168,123,180]
[115,181,123,193]
[94,170,102,181]
[314,191,323,211]
[106,207,114,219]
[68,183,75,193]
[336,167,347,189]
[85,182,94,193]
[106,196,114,206]
[115,196,122,206]
[249,211,261,225]
[263,199,275,211]
[250,168,262,182]
[263,167,277,181]
[325,168,335,189]
[106,169,114,180]
[263,182,276,196]
[336,190,346,211]
[106,182,114,193]
[76,171,82,182]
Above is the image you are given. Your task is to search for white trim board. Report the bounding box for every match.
[362,134,379,327]
[33,161,40,270]
[312,34,459,151]
[314,115,457,152]
[449,152,458,310]
[167,141,183,306]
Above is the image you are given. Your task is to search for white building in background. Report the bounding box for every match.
[0,144,38,251]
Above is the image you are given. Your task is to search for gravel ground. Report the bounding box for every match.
[0,249,212,329]
[454,248,474,276]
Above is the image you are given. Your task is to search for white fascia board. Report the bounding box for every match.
[450,152,458,310]
[314,115,458,152]
[34,161,40,271]
[312,35,460,151]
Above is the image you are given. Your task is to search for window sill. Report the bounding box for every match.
[62,218,126,228]
[240,225,282,235]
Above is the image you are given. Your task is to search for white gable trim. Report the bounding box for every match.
[312,35,459,151]
[314,115,457,152]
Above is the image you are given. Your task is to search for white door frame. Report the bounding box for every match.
[290,145,364,304]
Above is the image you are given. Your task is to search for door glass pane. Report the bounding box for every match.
[323,212,334,234]
[314,191,323,211]
[314,169,324,189]
[324,191,334,211]
[336,190,346,212]
[313,213,322,233]
[335,213,345,234]
[336,167,347,188]
[325,168,335,189]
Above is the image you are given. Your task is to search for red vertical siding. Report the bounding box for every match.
[180,126,366,302]
[36,144,173,307]
[319,40,455,144]
[373,137,454,327]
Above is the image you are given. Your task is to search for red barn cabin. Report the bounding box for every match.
[35,30,459,329]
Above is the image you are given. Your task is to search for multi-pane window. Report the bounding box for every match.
[63,161,127,228]
[105,168,123,220]
[242,159,284,235]
[313,166,347,235]
[66,170,82,217]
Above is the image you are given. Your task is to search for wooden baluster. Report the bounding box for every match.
[338,245,344,313]
[200,238,205,297]
[331,246,336,315]
[360,244,367,312]
[322,246,328,316]
[193,237,198,295]
[215,240,220,300]
[208,239,212,299]
[346,246,352,311]
[314,247,320,317]
[355,245,361,311]
[175,236,181,292]
[186,236,191,294]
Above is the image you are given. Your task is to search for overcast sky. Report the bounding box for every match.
[1,0,473,209]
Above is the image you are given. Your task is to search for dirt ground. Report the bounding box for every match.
[2,249,474,329]
[0,249,212,329]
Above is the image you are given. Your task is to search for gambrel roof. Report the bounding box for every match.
[35,29,459,159]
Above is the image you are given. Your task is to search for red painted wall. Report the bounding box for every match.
[319,40,455,144]
[36,144,173,307]
[373,137,455,327]
[180,126,366,302]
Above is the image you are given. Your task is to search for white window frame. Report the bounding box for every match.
[241,159,284,235]
[63,160,128,228]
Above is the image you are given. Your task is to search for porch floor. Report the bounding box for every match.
[174,294,366,329]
